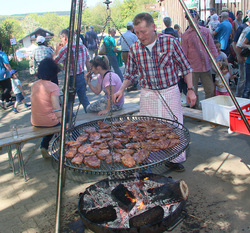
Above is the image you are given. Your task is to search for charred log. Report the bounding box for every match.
[84,205,117,223]
[129,206,164,228]
[111,184,136,212]
[148,180,188,202]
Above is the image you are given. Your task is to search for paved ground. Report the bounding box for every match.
[0,70,250,232]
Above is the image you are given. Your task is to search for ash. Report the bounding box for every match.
[80,175,182,229]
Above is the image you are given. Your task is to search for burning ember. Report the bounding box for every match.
[79,173,189,231]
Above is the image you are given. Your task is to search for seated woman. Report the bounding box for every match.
[31,58,61,158]
[85,55,124,115]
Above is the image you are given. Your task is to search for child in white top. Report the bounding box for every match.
[215,62,236,96]
[10,70,31,113]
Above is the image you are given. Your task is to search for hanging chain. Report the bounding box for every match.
[156,90,178,123]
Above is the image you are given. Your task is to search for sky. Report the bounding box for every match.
[0,0,103,16]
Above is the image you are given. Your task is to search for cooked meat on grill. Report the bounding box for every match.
[132,133,146,141]
[97,121,111,129]
[76,134,89,142]
[96,149,110,160]
[71,153,84,164]
[84,127,96,133]
[78,144,92,154]
[115,138,130,144]
[65,140,82,147]
[113,131,127,138]
[105,152,123,163]
[121,154,136,168]
[84,145,98,156]
[125,142,141,149]
[65,147,77,158]
[112,152,122,163]
[167,132,180,139]
[115,149,135,156]
[108,139,123,149]
[136,121,149,128]
[146,131,166,140]
[133,149,150,163]
[98,129,110,133]
[92,142,109,149]
[84,155,101,168]
[101,133,112,138]
[89,132,101,142]
[168,138,181,148]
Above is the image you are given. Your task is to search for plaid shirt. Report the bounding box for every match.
[33,46,53,63]
[55,43,89,76]
[124,33,192,90]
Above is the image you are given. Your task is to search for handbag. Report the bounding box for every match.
[99,42,107,55]
[240,48,250,57]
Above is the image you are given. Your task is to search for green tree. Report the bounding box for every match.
[0,18,24,54]
[21,14,41,35]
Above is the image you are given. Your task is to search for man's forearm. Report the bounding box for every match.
[120,79,132,91]
[184,73,193,88]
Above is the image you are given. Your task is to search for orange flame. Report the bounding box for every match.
[125,192,137,203]
[143,177,149,181]
[137,201,145,210]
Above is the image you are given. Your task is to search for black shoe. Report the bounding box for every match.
[0,102,6,110]
[165,162,185,172]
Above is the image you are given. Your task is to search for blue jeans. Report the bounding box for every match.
[38,123,61,149]
[243,63,250,99]
[107,54,124,81]
[69,73,89,113]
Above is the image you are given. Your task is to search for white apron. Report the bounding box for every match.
[139,85,186,163]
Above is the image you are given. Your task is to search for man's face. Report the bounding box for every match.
[210,10,215,15]
[187,14,198,26]
[134,20,156,46]
[59,35,68,46]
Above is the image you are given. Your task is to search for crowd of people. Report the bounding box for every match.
[1,6,250,167]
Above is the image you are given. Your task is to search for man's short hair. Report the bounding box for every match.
[210,8,216,12]
[220,12,229,18]
[133,13,154,27]
[90,25,94,29]
[59,29,69,38]
[108,27,116,34]
[163,17,171,27]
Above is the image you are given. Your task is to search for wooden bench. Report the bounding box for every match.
[182,106,228,127]
[0,102,140,181]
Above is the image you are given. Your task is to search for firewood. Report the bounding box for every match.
[84,205,117,223]
[129,206,164,227]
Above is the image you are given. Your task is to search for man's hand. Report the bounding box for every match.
[113,89,124,104]
[186,90,197,108]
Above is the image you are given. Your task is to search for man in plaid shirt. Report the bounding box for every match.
[114,13,196,172]
[54,29,91,114]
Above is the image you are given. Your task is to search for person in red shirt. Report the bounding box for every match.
[182,9,218,109]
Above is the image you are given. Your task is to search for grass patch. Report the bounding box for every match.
[9,59,29,71]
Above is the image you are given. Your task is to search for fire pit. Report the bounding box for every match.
[78,173,188,233]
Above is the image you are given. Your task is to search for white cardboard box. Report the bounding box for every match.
[200,96,250,127]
